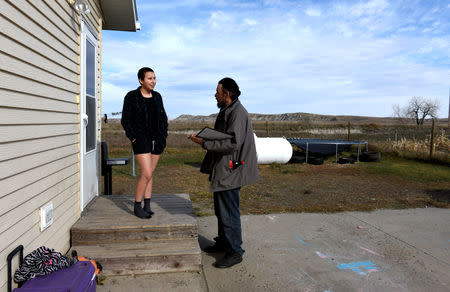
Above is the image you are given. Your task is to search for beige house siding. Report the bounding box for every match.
[0,0,103,290]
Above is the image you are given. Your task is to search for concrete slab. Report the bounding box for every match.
[200,208,450,291]
[348,208,450,264]
[97,208,450,292]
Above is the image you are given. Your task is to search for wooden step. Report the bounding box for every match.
[70,194,202,275]
[70,239,202,276]
[71,194,198,245]
[71,225,198,245]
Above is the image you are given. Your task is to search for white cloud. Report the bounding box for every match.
[305,8,321,17]
[244,18,258,26]
[418,45,433,54]
[431,37,449,48]
[208,11,234,28]
[138,0,227,11]
[262,0,283,6]
[350,0,388,17]
[398,26,417,32]
[101,82,129,114]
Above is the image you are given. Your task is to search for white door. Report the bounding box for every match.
[80,21,98,210]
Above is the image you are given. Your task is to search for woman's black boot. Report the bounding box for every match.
[144,198,154,216]
[134,201,151,218]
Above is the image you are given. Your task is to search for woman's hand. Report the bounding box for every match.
[189,134,203,145]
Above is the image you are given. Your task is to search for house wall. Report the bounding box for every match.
[0,1,103,290]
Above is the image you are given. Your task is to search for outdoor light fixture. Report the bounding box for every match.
[69,0,91,15]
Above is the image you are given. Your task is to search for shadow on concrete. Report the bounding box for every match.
[198,234,224,262]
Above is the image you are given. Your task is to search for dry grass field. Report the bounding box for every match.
[102,119,450,216]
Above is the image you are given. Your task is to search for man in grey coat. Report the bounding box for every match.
[190,77,259,268]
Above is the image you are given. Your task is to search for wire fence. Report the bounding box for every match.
[252,122,450,163]
[105,119,450,163]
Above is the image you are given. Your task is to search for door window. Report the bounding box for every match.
[86,39,96,152]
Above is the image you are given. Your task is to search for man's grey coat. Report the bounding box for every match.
[200,99,259,192]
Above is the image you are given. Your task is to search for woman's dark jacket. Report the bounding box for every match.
[121,87,168,146]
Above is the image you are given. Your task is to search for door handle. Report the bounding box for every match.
[82,113,89,127]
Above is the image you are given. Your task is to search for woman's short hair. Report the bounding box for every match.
[137,67,154,81]
[219,77,241,100]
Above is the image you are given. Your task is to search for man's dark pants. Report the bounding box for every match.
[213,187,244,255]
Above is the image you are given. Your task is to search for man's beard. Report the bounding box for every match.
[217,100,227,109]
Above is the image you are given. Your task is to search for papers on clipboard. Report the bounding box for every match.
[195,127,232,140]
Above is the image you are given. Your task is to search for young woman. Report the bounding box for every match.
[121,67,168,218]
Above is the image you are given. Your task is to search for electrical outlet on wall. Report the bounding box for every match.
[40,202,54,231]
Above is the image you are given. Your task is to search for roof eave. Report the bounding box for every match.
[100,0,139,32]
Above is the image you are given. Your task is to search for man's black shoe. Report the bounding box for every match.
[213,251,243,268]
[203,244,227,253]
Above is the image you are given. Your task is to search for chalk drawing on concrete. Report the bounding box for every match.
[336,261,379,275]
[316,251,327,258]
[357,245,384,257]
[295,235,308,246]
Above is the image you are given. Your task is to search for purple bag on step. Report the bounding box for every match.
[13,261,96,292]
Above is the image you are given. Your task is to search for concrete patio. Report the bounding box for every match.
[95,207,450,291]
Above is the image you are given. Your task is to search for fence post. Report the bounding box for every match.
[266,121,270,137]
[347,122,351,141]
[132,148,136,177]
[429,119,436,160]
[394,130,398,151]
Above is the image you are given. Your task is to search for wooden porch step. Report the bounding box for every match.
[69,239,202,275]
[70,194,202,275]
[71,224,198,245]
[71,194,198,245]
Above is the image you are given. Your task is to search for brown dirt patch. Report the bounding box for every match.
[238,164,449,214]
[109,161,449,216]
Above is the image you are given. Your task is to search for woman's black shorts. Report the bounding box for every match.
[132,138,165,155]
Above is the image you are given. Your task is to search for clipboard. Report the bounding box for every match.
[195,127,233,140]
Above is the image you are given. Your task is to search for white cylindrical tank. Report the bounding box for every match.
[254,134,293,164]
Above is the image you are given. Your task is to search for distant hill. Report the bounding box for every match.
[107,112,447,126]
[173,112,422,125]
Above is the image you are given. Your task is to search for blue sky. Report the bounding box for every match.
[101,0,450,119]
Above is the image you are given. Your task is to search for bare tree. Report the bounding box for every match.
[392,104,408,124]
[393,96,440,125]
